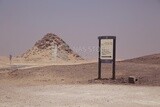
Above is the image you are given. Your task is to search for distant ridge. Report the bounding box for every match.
[20,33,83,62]
[123,53,160,64]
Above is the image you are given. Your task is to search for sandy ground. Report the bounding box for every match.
[1,62,160,86]
[0,84,160,107]
[0,55,160,107]
[0,56,97,70]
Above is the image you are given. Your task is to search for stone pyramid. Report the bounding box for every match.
[20,33,83,62]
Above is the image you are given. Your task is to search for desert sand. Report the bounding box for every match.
[0,34,160,107]
[0,58,160,107]
[0,84,160,107]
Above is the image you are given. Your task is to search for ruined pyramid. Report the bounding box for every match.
[20,33,83,62]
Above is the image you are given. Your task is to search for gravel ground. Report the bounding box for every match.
[0,84,160,107]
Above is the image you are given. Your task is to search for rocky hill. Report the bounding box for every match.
[20,33,83,62]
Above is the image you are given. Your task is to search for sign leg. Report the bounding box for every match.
[98,60,101,79]
[112,61,115,80]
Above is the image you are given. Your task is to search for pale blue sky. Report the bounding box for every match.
[0,0,160,60]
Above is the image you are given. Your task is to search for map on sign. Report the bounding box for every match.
[100,39,113,60]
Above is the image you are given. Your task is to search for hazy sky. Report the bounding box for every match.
[0,0,160,60]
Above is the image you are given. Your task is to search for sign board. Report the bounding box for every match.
[100,39,113,60]
[98,36,116,80]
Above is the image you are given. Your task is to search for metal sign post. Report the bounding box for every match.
[98,36,116,80]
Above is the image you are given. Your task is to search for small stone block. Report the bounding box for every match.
[128,76,137,84]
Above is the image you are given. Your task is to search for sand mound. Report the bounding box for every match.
[123,53,160,64]
[0,56,10,68]
[19,33,83,62]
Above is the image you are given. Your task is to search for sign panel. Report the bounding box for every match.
[100,39,113,60]
[98,36,116,79]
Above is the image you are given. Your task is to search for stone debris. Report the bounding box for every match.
[128,76,138,84]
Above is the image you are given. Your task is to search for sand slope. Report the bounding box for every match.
[123,53,160,64]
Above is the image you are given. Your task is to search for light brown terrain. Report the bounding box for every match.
[0,59,160,86]
[0,54,160,107]
[0,34,160,107]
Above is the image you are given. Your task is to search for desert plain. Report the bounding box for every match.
[0,53,160,107]
[0,34,160,107]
